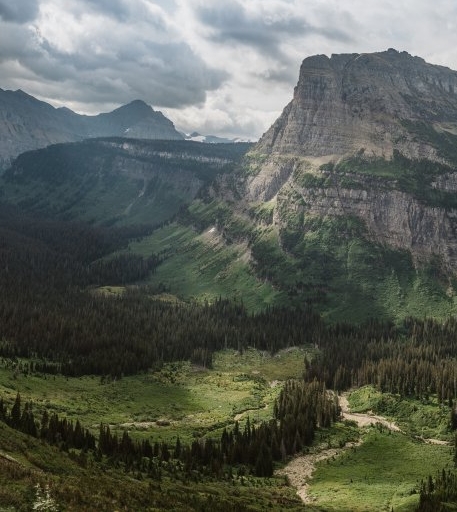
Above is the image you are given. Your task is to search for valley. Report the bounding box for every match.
[2,49,457,511]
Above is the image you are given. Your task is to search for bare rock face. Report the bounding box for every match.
[279,172,457,267]
[246,50,457,272]
[256,49,457,160]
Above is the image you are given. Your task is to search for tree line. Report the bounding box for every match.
[304,317,457,403]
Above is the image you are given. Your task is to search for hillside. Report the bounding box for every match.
[0,138,251,226]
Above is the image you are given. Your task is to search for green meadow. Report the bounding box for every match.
[2,351,455,511]
[0,347,309,446]
[309,429,452,512]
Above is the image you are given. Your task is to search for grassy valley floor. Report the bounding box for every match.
[0,354,455,511]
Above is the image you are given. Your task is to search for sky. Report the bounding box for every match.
[1,1,457,140]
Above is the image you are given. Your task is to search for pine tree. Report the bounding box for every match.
[10,392,21,428]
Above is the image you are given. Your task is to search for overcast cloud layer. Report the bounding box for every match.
[1,0,457,139]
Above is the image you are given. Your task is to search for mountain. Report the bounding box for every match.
[135,50,457,321]
[235,49,457,318]
[0,89,183,169]
[256,48,457,159]
[247,49,457,267]
[3,50,457,321]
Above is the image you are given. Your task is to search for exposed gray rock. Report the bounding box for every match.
[278,171,457,268]
[245,49,457,272]
[256,49,457,161]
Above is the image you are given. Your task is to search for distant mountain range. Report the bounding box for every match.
[0,89,253,171]
[183,132,254,144]
[0,89,183,169]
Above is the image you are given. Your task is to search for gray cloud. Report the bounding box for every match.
[2,0,457,141]
[196,1,352,61]
[80,0,131,21]
[0,0,39,23]
[0,20,228,110]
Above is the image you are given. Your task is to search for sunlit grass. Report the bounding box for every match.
[310,429,453,512]
[0,347,310,445]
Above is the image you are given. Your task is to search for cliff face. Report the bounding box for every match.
[281,170,457,266]
[245,50,457,272]
[256,49,457,160]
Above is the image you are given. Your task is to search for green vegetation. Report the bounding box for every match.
[310,429,452,512]
[0,348,309,446]
[3,133,457,324]
[402,120,457,164]
[243,151,269,176]
[250,200,276,225]
[4,125,457,511]
[0,421,303,511]
[326,149,457,208]
[0,344,330,511]
[127,222,282,311]
[0,139,251,226]
[131,204,457,323]
[348,386,452,441]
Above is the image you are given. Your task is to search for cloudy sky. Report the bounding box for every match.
[1,0,457,139]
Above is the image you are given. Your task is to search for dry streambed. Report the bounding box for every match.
[338,394,402,431]
[277,393,405,504]
[276,440,362,504]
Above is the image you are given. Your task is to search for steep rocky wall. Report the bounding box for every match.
[256,49,457,161]
[276,171,457,269]
[244,50,457,272]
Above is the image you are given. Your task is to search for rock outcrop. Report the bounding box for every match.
[256,49,457,161]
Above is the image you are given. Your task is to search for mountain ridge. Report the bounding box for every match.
[0,89,183,169]
[3,50,457,321]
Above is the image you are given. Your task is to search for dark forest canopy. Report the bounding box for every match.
[2,200,457,402]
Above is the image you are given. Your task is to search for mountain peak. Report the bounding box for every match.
[114,99,153,114]
[256,49,457,161]
[0,89,183,169]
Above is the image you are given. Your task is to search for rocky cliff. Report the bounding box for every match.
[256,49,457,161]
[0,90,183,169]
[244,50,457,275]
